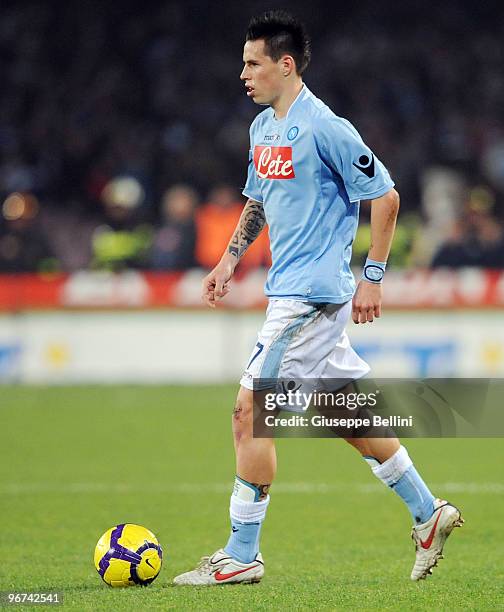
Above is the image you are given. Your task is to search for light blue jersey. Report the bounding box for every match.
[243,85,394,303]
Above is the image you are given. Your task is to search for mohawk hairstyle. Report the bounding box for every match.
[246,10,311,75]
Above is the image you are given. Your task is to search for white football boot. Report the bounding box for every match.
[410,498,464,581]
[173,549,264,586]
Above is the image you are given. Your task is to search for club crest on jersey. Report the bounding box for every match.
[253,146,295,180]
[287,126,299,141]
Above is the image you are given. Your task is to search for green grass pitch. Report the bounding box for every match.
[1,385,503,610]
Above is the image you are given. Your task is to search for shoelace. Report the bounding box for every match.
[195,556,211,574]
[195,555,227,576]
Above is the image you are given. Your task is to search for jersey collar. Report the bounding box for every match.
[273,83,308,122]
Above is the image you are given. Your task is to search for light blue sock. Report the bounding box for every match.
[225,520,262,564]
[365,446,435,524]
[224,476,270,563]
[391,465,435,524]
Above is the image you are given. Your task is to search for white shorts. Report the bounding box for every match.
[240,299,370,391]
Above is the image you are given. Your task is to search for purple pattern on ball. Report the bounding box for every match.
[97,524,142,581]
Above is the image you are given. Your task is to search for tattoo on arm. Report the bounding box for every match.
[228,199,266,259]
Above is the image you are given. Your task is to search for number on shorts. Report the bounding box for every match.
[247,342,264,369]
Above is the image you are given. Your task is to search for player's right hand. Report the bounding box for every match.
[202,258,235,308]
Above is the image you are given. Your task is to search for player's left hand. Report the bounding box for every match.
[352,280,382,324]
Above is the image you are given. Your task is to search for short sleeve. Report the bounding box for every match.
[242,148,263,203]
[314,115,394,202]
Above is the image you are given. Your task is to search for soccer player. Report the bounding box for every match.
[174,10,463,586]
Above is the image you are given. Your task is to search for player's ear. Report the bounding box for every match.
[280,55,295,77]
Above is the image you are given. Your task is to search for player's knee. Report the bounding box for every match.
[232,388,254,440]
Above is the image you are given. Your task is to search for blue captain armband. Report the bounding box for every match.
[362,258,387,284]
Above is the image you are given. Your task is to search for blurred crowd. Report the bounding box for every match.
[0,182,271,272]
[1,1,504,272]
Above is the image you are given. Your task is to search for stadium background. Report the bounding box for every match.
[1,2,504,609]
[1,1,504,382]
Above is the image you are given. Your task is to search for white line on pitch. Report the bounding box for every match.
[1,482,503,495]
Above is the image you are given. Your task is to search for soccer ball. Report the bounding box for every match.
[94,523,163,587]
